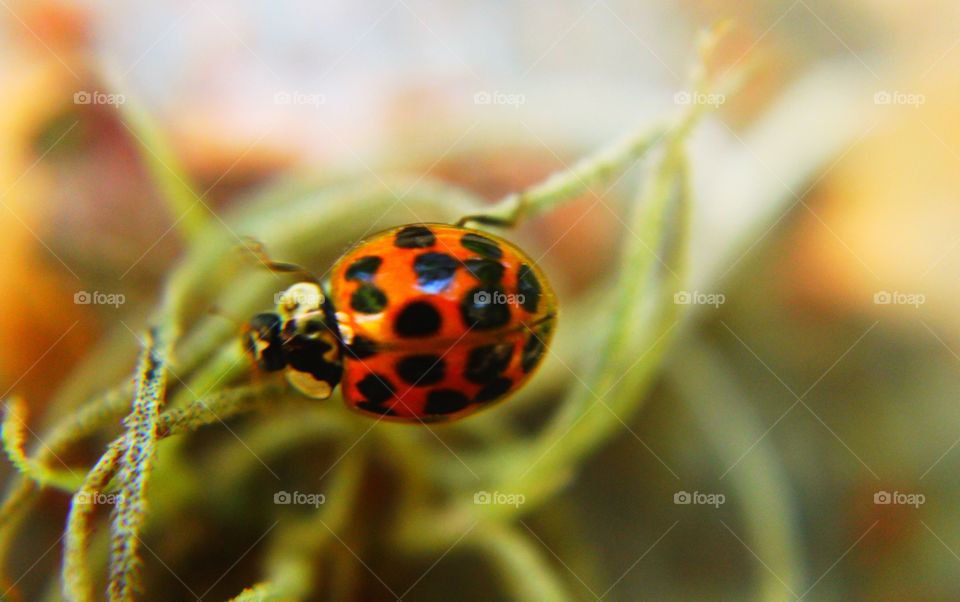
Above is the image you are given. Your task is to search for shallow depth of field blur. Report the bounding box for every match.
[2,0,960,600]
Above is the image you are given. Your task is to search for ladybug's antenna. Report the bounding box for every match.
[240,236,321,285]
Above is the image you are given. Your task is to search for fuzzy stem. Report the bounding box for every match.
[479,124,666,224]
[63,438,125,602]
[62,383,283,600]
[1,398,83,490]
[108,326,172,601]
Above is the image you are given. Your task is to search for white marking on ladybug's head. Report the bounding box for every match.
[276,282,324,321]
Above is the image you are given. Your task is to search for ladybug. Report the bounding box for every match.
[243,223,557,422]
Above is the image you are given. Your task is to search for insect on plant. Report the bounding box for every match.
[242,221,557,423]
[0,27,737,602]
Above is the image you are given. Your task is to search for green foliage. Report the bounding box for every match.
[0,28,741,602]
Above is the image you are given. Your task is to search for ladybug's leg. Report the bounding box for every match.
[239,236,321,284]
[455,192,526,228]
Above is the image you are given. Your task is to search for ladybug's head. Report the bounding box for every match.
[271,282,344,399]
[243,312,286,372]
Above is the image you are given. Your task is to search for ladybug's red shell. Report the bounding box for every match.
[329,223,556,422]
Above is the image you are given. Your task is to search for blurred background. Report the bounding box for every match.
[2,0,960,600]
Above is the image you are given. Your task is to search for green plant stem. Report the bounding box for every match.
[109,326,173,601]
[0,385,130,595]
[468,521,569,601]
[2,398,82,491]
[1,383,136,493]
[669,341,805,601]
[479,124,666,224]
[119,102,209,241]
[64,438,125,602]
[485,143,692,514]
[61,383,283,600]
[463,25,733,516]
[0,479,39,598]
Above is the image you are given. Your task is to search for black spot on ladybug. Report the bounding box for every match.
[461,232,503,259]
[245,312,285,372]
[350,283,388,314]
[396,354,446,386]
[356,401,398,416]
[424,389,472,415]
[521,332,545,373]
[356,373,395,404]
[345,255,382,282]
[345,335,377,359]
[517,264,541,313]
[464,258,505,284]
[475,377,512,403]
[395,225,436,248]
[394,301,442,337]
[286,335,343,386]
[461,287,511,330]
[464,343,513,384]
[414,252,458,294]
